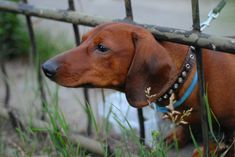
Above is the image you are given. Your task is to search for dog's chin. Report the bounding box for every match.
[128,101,149,108]
[49,78,125,91]
[55,82,96,88]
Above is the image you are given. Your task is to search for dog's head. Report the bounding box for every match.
[42,22,175,108]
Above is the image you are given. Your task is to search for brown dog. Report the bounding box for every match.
[42,22,235,154]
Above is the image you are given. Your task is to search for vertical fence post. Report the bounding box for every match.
[21,0,47,120]
[0,60,24,129]
[124,0,133,20]
[67,0,92,136]
[191,0,210,156]
[0,62,10,108]
[124,0,145,144]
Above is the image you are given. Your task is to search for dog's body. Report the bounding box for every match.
[42,22,235,155]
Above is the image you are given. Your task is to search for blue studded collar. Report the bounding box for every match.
[155,71,198,113]
[154,46,196,112]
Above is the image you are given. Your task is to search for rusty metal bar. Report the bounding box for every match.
[67,0,92,136]
[124,0,133,20]
[191,0,209,156]
[0,60,24,129]
[1,1,235,54]
[124,0,145,144]
[0,61,10,108]
[21,0,47,120]
[137,108,145,144]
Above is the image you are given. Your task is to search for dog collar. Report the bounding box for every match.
[154,46,197,113]
[155,71,198,113]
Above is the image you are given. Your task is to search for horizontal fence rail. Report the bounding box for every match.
[0,1,235,54]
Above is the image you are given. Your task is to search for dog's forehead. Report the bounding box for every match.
[83,23,139,40]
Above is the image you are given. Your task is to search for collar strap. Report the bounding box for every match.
[156,46,196,103]
[155,71,198,113]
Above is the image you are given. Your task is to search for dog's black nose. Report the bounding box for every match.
[42,60,59,78]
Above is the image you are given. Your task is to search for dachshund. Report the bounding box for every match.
[42,22,235,156]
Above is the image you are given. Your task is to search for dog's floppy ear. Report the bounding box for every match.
[125,30,174,108]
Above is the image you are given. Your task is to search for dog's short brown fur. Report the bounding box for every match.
[42,22,235,155]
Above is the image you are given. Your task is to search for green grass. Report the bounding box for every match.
[0,1,28,59]
[188,90,226,157]
[40,89,85,157]
[0,11,72,62]
[1,77,230,157]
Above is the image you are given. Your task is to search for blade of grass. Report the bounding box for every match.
[204,91,219,144]
[189,126,202,157]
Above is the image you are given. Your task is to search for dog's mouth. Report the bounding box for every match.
[43,72,57,82]
[80,83,96,88]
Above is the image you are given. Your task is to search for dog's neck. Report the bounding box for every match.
[161,42,189,70]
[155,41,196,106]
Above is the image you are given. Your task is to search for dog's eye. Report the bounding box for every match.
[96,44,109,53]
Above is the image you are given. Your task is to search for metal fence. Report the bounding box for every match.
[0,0,234,156]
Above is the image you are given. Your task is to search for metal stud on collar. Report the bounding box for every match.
[163,94,168,99]
[186,63,191,69]
[182,71,187,77]
[190,46,195,51]
[158,98,163,102]
[174,83,179,89]
[168,89,173,95]
[178,77,183,83]
[190,54,195,59]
